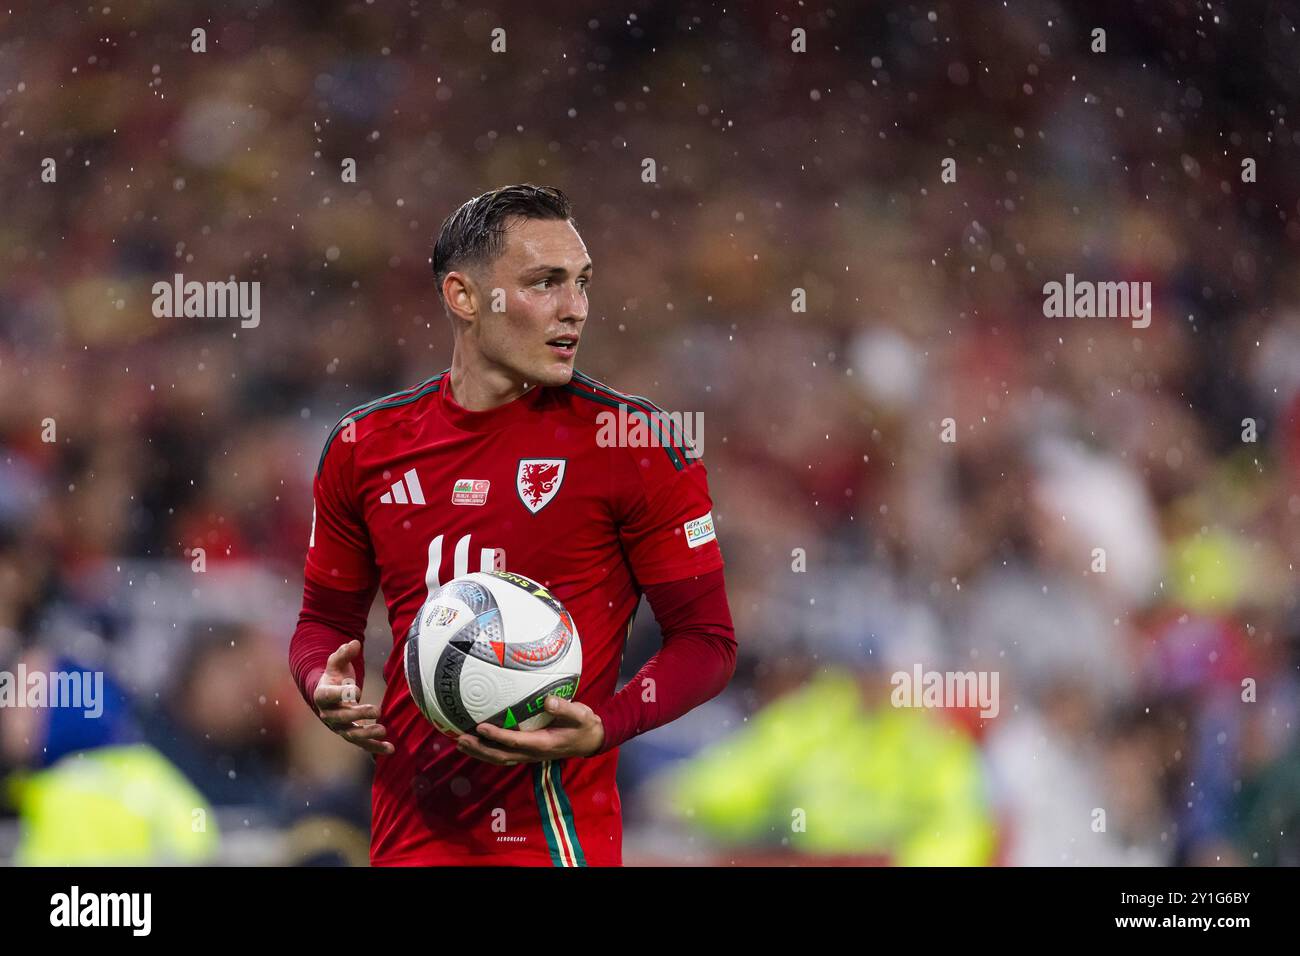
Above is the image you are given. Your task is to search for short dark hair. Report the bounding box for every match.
[432,184,574,305]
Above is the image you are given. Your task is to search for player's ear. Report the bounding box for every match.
[442,271,479,324]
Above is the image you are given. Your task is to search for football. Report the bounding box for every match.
[403,570,582,736]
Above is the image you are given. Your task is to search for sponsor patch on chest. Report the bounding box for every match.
[452,478,491,506]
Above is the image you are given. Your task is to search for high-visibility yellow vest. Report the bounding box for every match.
[7,743,219,866]
[667,669,996,865]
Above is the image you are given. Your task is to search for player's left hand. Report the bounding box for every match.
[457,695,605,765]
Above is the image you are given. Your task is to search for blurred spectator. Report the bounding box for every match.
[656,667,996,865]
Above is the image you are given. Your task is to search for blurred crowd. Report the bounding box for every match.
[1,1,1299,864]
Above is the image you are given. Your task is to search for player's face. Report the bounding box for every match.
[479,216,591,387]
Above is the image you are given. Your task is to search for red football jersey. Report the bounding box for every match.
[305,368,723,865]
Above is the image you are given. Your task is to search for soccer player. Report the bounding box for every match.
[289,184,736,866]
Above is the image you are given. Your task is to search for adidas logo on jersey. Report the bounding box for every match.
[380,468,426,505]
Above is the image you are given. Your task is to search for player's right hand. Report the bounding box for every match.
[313,640,395,755]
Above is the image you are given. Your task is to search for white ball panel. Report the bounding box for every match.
[457,654,566,723]
[464,571,560,641]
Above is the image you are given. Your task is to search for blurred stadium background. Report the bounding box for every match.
[1,0,1299,865]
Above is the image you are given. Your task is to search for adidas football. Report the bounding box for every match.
[403,570,582,736]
